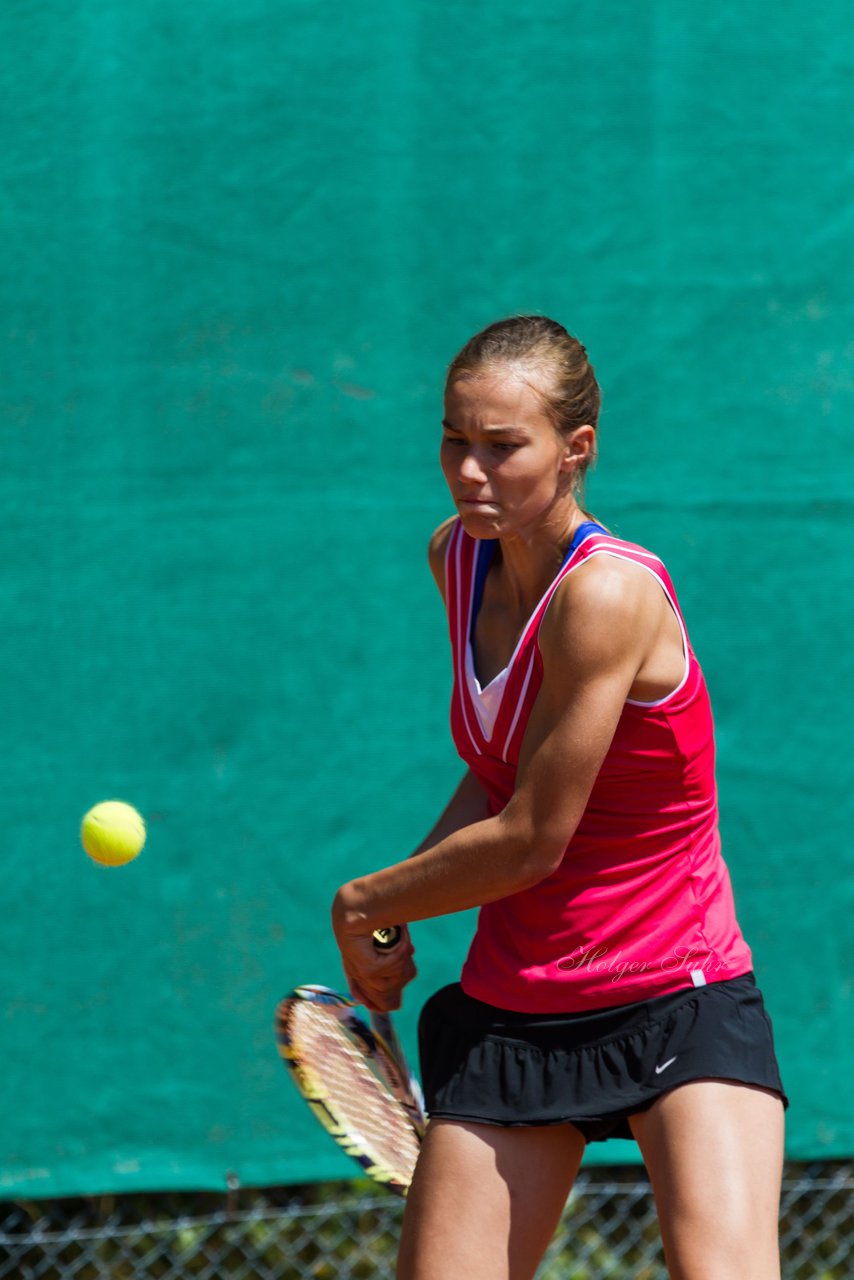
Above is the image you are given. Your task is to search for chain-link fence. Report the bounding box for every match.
[1,1162,850,1279]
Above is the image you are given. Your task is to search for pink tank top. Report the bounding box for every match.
[446,519,753,1013]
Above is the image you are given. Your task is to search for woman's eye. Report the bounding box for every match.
[441,436,520,452]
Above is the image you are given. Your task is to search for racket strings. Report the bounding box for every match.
[287,1002,421,1181]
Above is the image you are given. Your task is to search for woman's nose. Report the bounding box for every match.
[459,449,487,484]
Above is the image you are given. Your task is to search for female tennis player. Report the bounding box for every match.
[331,316,787,1280]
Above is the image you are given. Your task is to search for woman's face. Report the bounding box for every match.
[441,367,577,540]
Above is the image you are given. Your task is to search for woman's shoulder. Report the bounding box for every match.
[541,547,668,667]
[561,547,658,606]
[428,514,458,559]
[427,516,460,596]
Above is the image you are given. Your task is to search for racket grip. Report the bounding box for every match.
[372,925,402,951]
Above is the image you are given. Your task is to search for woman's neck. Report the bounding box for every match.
[492,504,586,615]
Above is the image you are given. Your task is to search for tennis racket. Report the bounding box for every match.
[274,927,426,1196]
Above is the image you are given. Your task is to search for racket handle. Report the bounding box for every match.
[372,925,402,951]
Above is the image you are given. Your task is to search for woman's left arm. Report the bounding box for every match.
[334,557,658,1007]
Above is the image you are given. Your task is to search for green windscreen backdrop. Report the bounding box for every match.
[1,2,851,1196]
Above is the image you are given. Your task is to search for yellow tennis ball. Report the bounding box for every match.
[81,800,146,867]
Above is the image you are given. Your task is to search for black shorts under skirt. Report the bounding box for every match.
[418,973,787,1143]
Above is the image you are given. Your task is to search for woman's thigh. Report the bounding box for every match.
[629,1079,785,1280]
[396,1118,586,1280]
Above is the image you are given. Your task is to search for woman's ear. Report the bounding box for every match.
[559,425,596,473]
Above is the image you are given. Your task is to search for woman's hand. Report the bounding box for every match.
[332,890,417,1011]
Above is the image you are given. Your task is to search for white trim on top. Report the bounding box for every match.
[500,648,537,762]
[620,560,689,707]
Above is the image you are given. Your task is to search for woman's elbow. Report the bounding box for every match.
[496,806,573,888]
[510,825,570,887]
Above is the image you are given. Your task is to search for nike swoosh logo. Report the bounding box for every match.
[655,1056,677,1074]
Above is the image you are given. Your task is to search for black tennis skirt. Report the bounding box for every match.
[418,973,787,1143]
